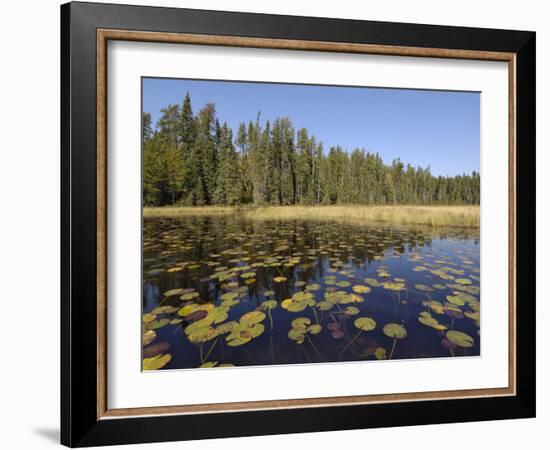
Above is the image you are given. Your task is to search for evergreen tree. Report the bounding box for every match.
[142,93,480,207]
[214,124,241,205]
[142,112,153,142]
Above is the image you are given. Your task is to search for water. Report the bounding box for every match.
[142,215,480,370]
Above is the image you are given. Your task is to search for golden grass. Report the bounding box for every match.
[144,205,480,228]
[143,206,237,217]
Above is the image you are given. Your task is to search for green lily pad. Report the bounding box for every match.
[446,295,466,306]
[240,310,266,325]
[180,292,199,301]
[200,361,218,368]
[316,301,333,311]
[208,306,229,324]
[151,306,178,315]
[216,321,238,334]
[344,306,360,315]
[188,327,218,344]
[415,284,434,292]
[261,300,277,309]
[306,283,321,291]
[352,285,371,294]
[240,271,256,279]
[220,292,239,301]
[446,330,474,348]
[424,300,445,314]
[354,317,376,331]
[291,317,311,329]
[383,323,407,339]
[226,331,252,347]
[143,329,156,346]
[142,313,156,324]
[363,278,381,287]
[288,328,305,343]
[307,324,322,334]
[281,299,308,312]
[418,312,447,330]
[163,288,185,297]
[374,347,387,360]
[143,354,172,371]
[382,282,406,291]
[145,318,170,330]
[250,323,265,338]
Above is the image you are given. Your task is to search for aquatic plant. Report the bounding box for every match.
[382,323,407,359]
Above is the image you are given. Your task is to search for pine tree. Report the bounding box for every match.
[214,124,242,204]
[142,94,480,207]
[142,112,153,142]
[178,93,196,203]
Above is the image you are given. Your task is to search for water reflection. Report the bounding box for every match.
[142,216,480,370]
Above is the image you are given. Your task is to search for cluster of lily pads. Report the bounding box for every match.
[142,217,480,370]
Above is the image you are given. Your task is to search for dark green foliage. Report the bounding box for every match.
[143,93,480,206]
[213,124,241,205]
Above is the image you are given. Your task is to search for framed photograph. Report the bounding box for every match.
[61,1,535,447]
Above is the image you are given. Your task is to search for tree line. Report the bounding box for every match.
[143,93,480,207]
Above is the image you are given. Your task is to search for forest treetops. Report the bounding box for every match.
[143,93,480,207]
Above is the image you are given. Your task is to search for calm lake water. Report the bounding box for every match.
[142,215,480,370]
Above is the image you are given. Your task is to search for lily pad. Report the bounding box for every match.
[415,284,434,292]
[354,317,376,331]
[288,328,306,342]
[446,330,474,348]
[240,311,266,325]
[344,306,360,315]
[261,300,277,310]
[143,354,172,371]
[145,318,170,330]
[163,288,185,297]
[142,329,156,346]
[316,301,333,311]
[383,323,407,339]
[199,361,218,368]
[307,324,322,335]
[240,271,256,279]
[446,295,466,306]
[374,347,387,360]
[352,285,371,294]
[281,299,308,312]
[291,317,311,329]
[180,292,200,301]
[143,341,170,358]
[382,282,406,291]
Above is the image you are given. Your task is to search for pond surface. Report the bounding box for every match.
[142,216,480,371]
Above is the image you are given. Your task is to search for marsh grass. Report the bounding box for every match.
[143,205,480,228]
[143,206,237,217]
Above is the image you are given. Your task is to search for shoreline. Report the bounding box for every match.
[143,205,480,228]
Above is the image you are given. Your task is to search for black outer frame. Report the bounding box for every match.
[61,1,536,447]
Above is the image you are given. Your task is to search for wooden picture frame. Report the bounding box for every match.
[61,1,535,447]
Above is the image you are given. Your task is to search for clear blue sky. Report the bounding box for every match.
[143,78,479,177]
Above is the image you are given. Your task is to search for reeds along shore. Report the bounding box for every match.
[143,205,480,228]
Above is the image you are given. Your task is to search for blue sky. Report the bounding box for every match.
[143,78,479,177]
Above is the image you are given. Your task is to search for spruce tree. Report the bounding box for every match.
[214,124,241,205]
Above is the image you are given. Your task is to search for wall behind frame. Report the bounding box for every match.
[0,0,545,449]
